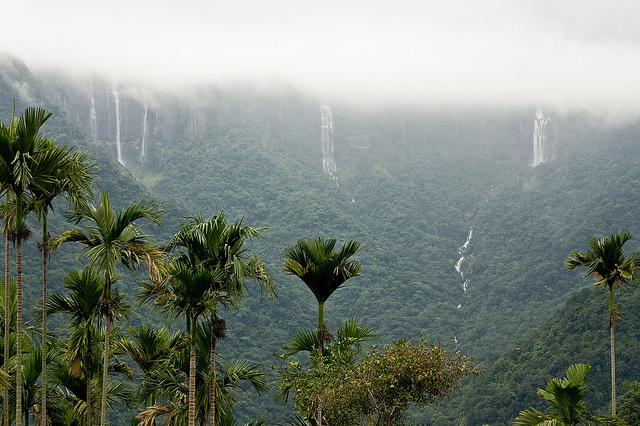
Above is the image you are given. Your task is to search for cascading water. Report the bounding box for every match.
[455,228,473,299]
[88,80,97,143]
[140,101,148,162]
[113,87,124,165]
[532,105,549,167]
[321,105,338,185]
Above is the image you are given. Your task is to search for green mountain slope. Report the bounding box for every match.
[2,55,640,423]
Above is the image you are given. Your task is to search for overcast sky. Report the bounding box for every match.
[3,1,640,117]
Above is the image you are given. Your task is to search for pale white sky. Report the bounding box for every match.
[3,0,640,117]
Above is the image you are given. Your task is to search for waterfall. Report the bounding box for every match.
[140,101,148,161]
[113,87,124,166]
[532,106,549,167]
[321,105,337,175]
[455,228,473,295]
[88,80,97,143]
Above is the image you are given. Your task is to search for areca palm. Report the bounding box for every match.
[164,212,274,426]
[566,230,639,416]
[0,106,70,426]
[282,237,362,425]
[140,261,221,426]
[54,191,163,426]
[44,267,132,424]
[515,364,626,425]
[134,320,268,426]
[28,142,94,426]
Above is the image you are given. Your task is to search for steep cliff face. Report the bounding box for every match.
[12,63,559,175]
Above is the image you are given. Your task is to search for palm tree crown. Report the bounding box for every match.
[282,238,361,309]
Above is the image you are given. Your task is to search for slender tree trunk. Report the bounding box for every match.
[87,349,92,426]
[15,234,22,426]
[189,341,196,426]
[4,229,10,426]
[210,330,216,426]
[100,314,111,426]
[609,289,616,416]
[41,226,48,426]
[316,302,324,425]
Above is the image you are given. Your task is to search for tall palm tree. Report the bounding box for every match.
[282,237,362,425]
[164,212,274,426]
[54,191,163,426]
[1,194,12,426]
[133,320,268,426]
[566,230,639,416]
[515,364,626,425]
[44,267,132,424]
[0,106,68,426]
[140,261,222,426]
[44,267,105,425]
[28,144,94,426]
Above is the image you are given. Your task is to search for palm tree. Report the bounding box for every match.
[133,320,268,426]
[1,195,12,426]
[566,230,639,416]
[515,364,626,425]
[44,267,105,425]
[140,261,221,426]
[28,143,94,426]
[164,212,274,426]
[44,267,132,424]
[0,106,68,426]
[282,237,362,425]
[54,191,163,426]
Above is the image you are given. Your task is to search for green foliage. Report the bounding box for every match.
[514,364,626,425]
[619,382,640,426]
[275,324,478,425]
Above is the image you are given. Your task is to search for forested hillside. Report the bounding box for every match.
[2,55,640,424]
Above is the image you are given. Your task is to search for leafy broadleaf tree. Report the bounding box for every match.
[566,230,640,416]
[54,191,163,426]
[276,330,478,426]
[282,237,361,425]
[514,364,626,425]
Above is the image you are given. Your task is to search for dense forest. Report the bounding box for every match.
[1,54,640,424]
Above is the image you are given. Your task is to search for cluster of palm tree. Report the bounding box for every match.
[0,104,95,426]
[0,106,279,425]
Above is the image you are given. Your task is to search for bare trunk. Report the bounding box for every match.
[41,231,48,426]
[87,351,92,426]
[316,303,324,425]
[189,343,196,426]
[210,332,216,426]
[609,289,616,416]
[100,314,111,426]
[15,236,22,426]
[3,232,10,426]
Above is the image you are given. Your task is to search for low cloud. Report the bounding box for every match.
[3,1,640,118]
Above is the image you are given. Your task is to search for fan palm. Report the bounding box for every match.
[282,237,361,425]
[515,364,626,425]
[164,212,274,426]
[54,191,163,426]
[566,230,639,416]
